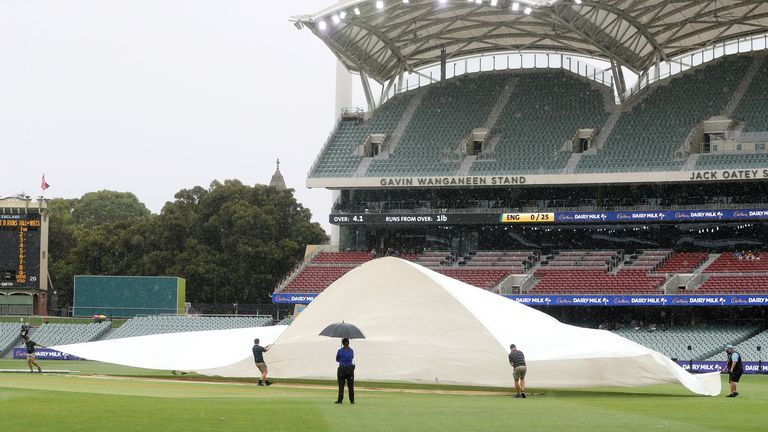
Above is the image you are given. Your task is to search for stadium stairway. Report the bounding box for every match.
[698,326,764,361]
[696,254,722,272]
[358,87,427,177]
[722,54,767,117]
[584,105,623,154]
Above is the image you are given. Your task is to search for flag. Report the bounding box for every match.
[41,174,50,191]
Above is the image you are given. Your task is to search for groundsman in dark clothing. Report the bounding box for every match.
[24,337,44,373]
[508,344,527,398]
[723,344,743,397]
[252,338,272,386]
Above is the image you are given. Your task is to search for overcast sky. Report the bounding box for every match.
[1,0,341,233]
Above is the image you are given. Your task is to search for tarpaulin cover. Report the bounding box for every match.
[55,257,720,395]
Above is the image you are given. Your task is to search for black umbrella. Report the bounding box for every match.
[319,322,366,339]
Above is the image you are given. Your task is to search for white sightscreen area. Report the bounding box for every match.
[54,257,721,396]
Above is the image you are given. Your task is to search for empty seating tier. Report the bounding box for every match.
[696,275,768,293]
[436,269,512,289]
[311,94,413,177]
[623,250,671,270]
[460,250,534,272]
[282,266,354,293]
[469,71,609,175]
[0,322,23,356]
[530,269,666,294]
[655,252,709,273]
[577,55,753,173]
[543,250,621,270]
[22,322,112,346]
[107,315,273,340]
[614,325,759,361]
[732,56,768,132]
[310,251,375,265]
[705,328,768,361]
[366,74,508,177]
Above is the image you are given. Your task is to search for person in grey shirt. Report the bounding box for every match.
[508,344,527,398]
[252,338,272,386]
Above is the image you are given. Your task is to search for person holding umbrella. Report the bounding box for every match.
[335,337,355,404]
[320,321,364,405]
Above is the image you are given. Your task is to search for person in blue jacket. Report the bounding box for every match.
[335,338,355,404]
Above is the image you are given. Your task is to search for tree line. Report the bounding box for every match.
[47,180,328,310]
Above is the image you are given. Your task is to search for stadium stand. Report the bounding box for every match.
[275,247,768,297]
[20,322,111,347]
[411,250,454,267]
[613,324,761,361]
[705,328,768,362]
[576,55,753,173]
[732,56,768,133]
[291,3,768,378]
[695,153,768,170]
[365,73,508,177]
[696,276,768,293]
[0,322,22,356]
[277,251,535,294]
[529,268,666,294]
[654,252,709,274]
[460,250,535,272]
[107,315,273,340]
[542,250,621,270]
[434,269,512,290]
[623,249,671,270]
[311,94,413,177]
[703,252,768,273]
[310,251,375,264]
[469,71,610,175]
[280,251,376,293]
[282,266,354,293]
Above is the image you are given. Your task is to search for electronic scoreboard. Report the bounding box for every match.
[0,214,41,289]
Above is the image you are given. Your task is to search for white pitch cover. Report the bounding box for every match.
[54,257,720,395]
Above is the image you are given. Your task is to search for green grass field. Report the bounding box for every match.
[0,359,764,431]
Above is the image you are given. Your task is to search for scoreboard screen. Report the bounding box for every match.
[0,215,41,289]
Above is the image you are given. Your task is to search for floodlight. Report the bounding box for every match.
[332,14,341,24]
[575,0,582,3]
[439,0,447,3]
[403,0,409,3]
[354,7,361,15]
[340,11,347,19]
[376,0,384,9]
[475,0,483,4]
[512,2,519,11]
[491,0,498,5]
[524,6,532,14]
[318,20,327,30]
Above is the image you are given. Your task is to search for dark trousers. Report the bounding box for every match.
[337,365,355,402]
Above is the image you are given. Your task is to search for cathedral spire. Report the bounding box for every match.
[269,158,286,190]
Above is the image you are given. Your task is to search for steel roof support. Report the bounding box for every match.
[360,71,376,112]
[610,59,626,103]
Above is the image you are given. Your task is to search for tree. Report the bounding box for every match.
[156,180,327,303]
[46,182,328,310]
[71,190,151,229]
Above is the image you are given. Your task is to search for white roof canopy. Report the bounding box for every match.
[291,0,768,82]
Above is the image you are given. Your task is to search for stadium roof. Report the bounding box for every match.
[291,0,768,83]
